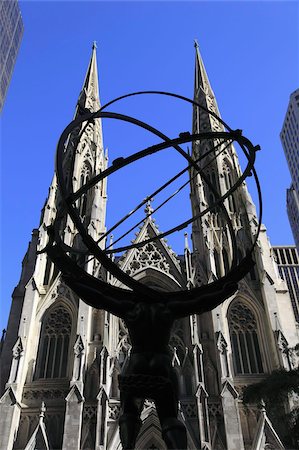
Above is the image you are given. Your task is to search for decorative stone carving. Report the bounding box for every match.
[9,337,24,384]
[108,403,120,420]
[83,403,97,421]
[181,401,198,419]
[125,242,171,276]
[208,400,223,418]
[22,388,68,401]
[72,334,85,383]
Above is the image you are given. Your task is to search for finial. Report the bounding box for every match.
[39,402,46,421]
[108,234,115,262]
[274,312,281,331]
[92,41,97,50]
[194,39,199,49]
[80,316,84,336]
[1,329,6,342]
[184,232,190,251]
[109,234,114,248]
[260,399,266,414]
[216,313,221,332]
[22,317,27,339]
[145,198,154,216]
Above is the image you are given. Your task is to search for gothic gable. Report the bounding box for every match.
[251,405,285,450]
[117,216,185,288]
[23,403,50,450]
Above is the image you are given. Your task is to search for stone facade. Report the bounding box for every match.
[0,43,298,450]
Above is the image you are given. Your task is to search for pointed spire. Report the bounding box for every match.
[193,40,222,135]
[77,42,100,114]
[194,40,214,97]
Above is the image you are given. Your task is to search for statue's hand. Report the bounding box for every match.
[221,281,238,298]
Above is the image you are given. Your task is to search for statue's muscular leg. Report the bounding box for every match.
[119,390,143,449]
[156,401,187,449]
[155,366,187,449]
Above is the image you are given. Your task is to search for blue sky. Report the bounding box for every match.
[1,1,298,331]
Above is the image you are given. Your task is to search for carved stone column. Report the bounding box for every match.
[62,335,85,450]
[62,385,84,450]
[0,336,24,450]
[0,387,21,450]
[195,383,211,448]
[95,388,108,449]
[220,380,244,450]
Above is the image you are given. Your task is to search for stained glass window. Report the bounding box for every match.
[228,301,264,375]
[37,305,72,379]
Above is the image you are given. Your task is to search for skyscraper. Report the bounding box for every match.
[0,44,298,450]
[273,246,299,323]
[0,0,23,112]
[280,88,299,251]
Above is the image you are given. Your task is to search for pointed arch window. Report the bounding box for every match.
[43,256,59,286]
[204,170,219,210]
[36,305,72,379]
[78,162,92,220]
[43,257,52,285]
[228,301,264,375]
[214,250,222,278]
[223,162,237,213]
[99,391,107,446]
[72,232,88,267]
[222,248,230,274]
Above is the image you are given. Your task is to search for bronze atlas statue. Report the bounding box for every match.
[43,91,262,449]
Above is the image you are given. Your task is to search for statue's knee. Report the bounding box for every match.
[119,413,142,427]
[161,418,187,450]
[161,417,185,432]
[119,413,142,450]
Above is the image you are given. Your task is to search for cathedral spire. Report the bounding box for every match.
[193,40,222,135]
[194,39,215,99]
[76,42,100,114]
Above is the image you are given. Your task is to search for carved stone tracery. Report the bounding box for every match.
[126,242,171,276]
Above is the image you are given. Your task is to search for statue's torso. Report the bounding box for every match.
[125,302,174,354]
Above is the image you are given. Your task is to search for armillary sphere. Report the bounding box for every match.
[45,91,262,304]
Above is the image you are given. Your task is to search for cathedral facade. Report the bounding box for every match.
[0,43,298,450]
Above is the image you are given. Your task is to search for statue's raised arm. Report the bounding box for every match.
[46,242,135,319]
[166,254,255,319]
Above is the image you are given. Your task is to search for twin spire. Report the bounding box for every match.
[76,40,214,116]
[76,42,100,115]
[194,38,215,97]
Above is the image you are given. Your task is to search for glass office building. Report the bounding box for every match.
[273,245,299,322]
[280,89,299,251]
[0,0,23,112]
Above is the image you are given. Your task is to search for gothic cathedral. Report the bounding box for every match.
[0,43,298,450]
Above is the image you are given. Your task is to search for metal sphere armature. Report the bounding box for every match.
[46,91,262,302]
[44,91,262,450]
